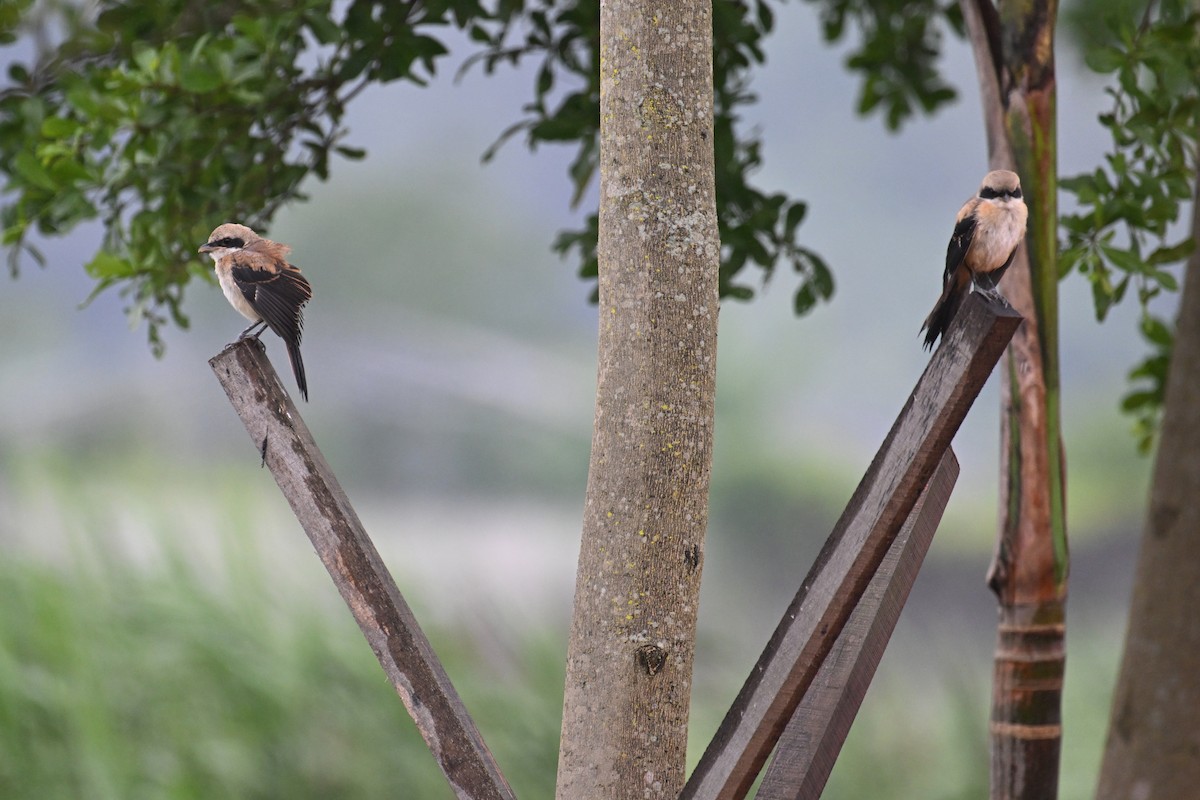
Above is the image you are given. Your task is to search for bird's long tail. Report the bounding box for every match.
[286,340,308,401]
[920,274,968,351]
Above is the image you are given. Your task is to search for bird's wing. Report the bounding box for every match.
[230,259,313,343]
[942,212,977,287]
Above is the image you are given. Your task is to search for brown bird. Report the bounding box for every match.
[921,170,1028,350]
[199,223,313,400]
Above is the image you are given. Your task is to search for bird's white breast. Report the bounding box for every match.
[215,261,260,322]
[968,200,1028,272]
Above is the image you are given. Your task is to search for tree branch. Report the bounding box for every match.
[959,0,1015,169]
[210,339,517,800]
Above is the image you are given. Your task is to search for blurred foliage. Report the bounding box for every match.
[464,0,836,306]
[800,0,963,130]
[0,559,565,798]
[0,456,563,798]
[0,0,979,348]
[0,0,1013,349]
[1059,0,1200,451]
[0,448,1126,798]
[4,0,1197,445]
[0,0,458,352]
[0,0,836,350]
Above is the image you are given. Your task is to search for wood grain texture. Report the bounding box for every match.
[210,339,516,800]
[681,294,1020,800]
[755,449,960,800]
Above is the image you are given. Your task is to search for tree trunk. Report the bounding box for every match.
[554,2,720,798]
[1094,164,1200,800]
[961,2,1068,798]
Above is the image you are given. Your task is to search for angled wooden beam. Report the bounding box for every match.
[755,448,960,800]
[211,339,517,800]
[681,295,1021,800]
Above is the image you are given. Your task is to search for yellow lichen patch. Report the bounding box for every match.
[638,86,683,131]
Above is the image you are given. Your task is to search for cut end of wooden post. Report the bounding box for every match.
[936,294,1022,357]
[209,338,299,412]
[208,336,265,367]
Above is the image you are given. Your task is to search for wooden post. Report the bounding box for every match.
[681,295,1020,800]
[756,448,959,799]
[210,339,516,800]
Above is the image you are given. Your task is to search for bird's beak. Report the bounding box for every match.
[198,242,214,253]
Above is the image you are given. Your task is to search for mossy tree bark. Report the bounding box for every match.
[1095,164,1200,800]
[961,1,1068,797]
[554,1,720,799]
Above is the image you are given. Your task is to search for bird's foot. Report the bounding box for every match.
[976,286,1012,309]
[238,321,268,340]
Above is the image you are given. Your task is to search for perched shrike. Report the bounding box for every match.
[199,223,313,400]
[921,170,1028,349]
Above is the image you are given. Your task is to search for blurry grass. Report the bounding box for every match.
[0,450,562,799]
[688,635,1116,800]
[0,448,1119,798]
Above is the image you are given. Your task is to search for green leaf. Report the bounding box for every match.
[1091,272,1117,322]
[1100,243,1145,273]
[39,116,77,138]
[132,43,159,75]
[783,201,806,235]
[1151,269,1179,291]
[1147,237,1194,265]
[1140,315,1173,346]
[536,63,553,95]
[1120,390,1159,412]
[808,252,834,298]
[1111,274,1131,307]
[339,46,374,81]
[793,283,817,315]
[1085,45,1126,74]
[12,150,57,191]
[179,57,223,94]
[85,251,136,280]
[304,12,343,45]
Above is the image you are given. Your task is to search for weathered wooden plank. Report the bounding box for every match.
[210,339,516,800]
[681,295,1020,800]
[755,448,960,800]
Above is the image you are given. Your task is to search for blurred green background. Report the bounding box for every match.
[0,9,1154,799]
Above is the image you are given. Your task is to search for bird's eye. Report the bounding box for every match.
[214,237,245,248]
[1011,188,1022,199]
[979,187,999,200]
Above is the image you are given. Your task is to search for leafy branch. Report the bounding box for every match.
[464,0,834,309]
[1059,0,1200,450]
[802,0,962,130]
[0,0,472,352]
